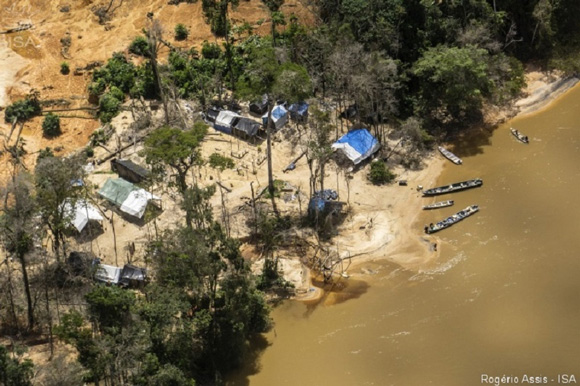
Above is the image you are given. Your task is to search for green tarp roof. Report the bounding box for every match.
[98,178,135,207]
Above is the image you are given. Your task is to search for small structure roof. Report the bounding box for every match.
[233,117,261,137]
[288,102,309,120]
[62,199,104,232]
[262,104,288,130]
[98,178,160,219]
[94,264,122,284]
[112,159,150,182]
[332,128,380,165]
[214,110,241,134]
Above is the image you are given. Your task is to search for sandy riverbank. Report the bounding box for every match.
[292,70,580,302]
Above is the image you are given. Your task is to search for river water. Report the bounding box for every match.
[230,86,580,385]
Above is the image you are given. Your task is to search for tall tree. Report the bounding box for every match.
[0,174,37,331]
[262,0,285,46]
[146,18,170,125]
[142,123,208,229]
[35,155,85,261]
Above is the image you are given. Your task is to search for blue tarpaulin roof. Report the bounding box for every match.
[288,102,309,116]
[262,105,288,129]
[331,128,380,165]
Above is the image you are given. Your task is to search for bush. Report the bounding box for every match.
[4,97,41,123]
[128,36,150,57]
[42,113,61,137]
[98,93,121,123]
[201,41,222,59]
[174,24,189,41]
[368,160,395,185]
[109,86,125,102]
[60,61,70,75]
[209,153,235,171]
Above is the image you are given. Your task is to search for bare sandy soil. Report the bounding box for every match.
[0,0,315,181]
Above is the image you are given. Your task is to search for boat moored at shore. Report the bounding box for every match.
[438,146,462,164]
[423,200,454,210]
[424,205,479,234]
[422,178,483,196]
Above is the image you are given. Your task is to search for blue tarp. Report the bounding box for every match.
[308,197,326,213]
[331,128,380,165]
[288,102,309,121]
[262,105,288,129]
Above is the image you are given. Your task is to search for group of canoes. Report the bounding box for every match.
[425,127,528,233]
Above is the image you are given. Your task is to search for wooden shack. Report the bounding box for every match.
[111,158,151,184]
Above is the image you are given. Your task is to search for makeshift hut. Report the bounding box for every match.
[232,117,261,141]
[205,106,221,123]
[62,199,104,233]
[331,128,380,165]
[214,110,241,134]
[288,102,309,123]
[67,251,97,277]
[308,197,345,220]
[249,95,268,115]
[120,264,147,288]
[94,263,122,285]
[339,104,358,120]
[262,104,288,130]
[111,158,150,184]
[98,178,161,219]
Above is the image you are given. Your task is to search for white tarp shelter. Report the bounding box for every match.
[94,264,122,284]
[62,199,104,232]
[98,178,160,219]
[214,110,241,134]
[120,189,160,219]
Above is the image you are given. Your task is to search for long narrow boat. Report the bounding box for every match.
[422,178,483,196]
[510,128,529,144]
[423,200,454,210]
[438,146,462,164]
[424,205,479,234]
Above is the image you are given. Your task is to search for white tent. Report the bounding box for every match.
[94,264,122,284]
[62,200,104,232]
[98,178,161,219]
[119,189,161,219]
[214,110,241,134]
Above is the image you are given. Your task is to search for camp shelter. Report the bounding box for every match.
[250,95,268,115]
[62,199,104,232]
[94,263,122,284]
[308,197,345,219]
[205,106,221,123]
[288,102,309,122]
[111,158,150,184]
[339,104,358,120]
[214,110,241,134]
[120,264,147,288]
[262,104,288,130]
[332,128,380,165]
[67,251,97,277]
[98,178,161,219]
[232,117,261,141]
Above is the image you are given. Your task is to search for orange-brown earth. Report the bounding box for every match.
[0,0,316,181]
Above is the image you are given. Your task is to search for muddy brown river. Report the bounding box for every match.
[229,85,580,385]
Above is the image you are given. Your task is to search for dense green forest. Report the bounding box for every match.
[2,0,580,385]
